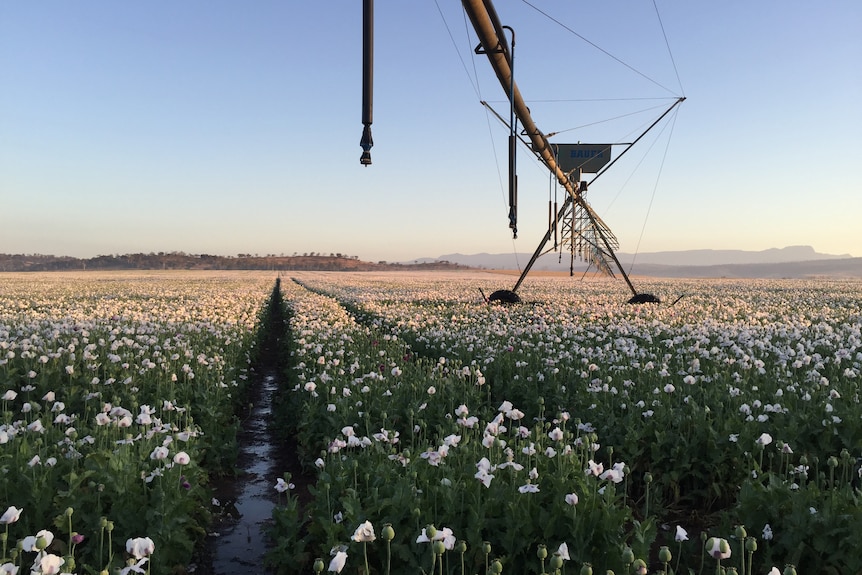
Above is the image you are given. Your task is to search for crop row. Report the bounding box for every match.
[0,272,274,574]
[270,273,861,575]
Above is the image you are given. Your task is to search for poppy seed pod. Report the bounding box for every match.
[550,554,564,571]
[621,547,634,565]
[432,540,446,556]
[658,546,672,564]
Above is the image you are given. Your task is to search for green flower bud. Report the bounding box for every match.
[726,568,738,575]
[621,547,634,565]
[381,524,395,542]
[631,558,647,575]
[827,455,838,468]
[313,558,325,573]
[426,524,437,539]
[491,559,503,574]
[745,537,758,553]
[35,536,49,551]
[456,540,467,554]
[734,525,747,539]
[580,563,593,575]
[64,507,74,518]
[483,541,492,555]
[644,472,653,484]
[799,455,808,466]
[537,544,548,560]
[64,555,76,572]
[658,546,672,564]
[783,566,797,575]
[99,517,108,529]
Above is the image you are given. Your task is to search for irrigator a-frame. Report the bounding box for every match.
[360,0,684,304]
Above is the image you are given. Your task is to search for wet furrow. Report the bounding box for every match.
[192,278,299,574]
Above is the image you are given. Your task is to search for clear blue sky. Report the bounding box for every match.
[2,1,860,261]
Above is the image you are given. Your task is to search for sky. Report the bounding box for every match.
[2,1,860,263]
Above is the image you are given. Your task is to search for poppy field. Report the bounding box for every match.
[271,272,861,575]
[0,272,273,574]
[1,271,860,575]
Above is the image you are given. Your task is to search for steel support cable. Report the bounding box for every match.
[518,0,679,96]
[627,104,682,276]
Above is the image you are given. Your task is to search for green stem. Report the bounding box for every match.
[364,541,370,575]
[386,539,391,575]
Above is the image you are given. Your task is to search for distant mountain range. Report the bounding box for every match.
[416,246,862,278]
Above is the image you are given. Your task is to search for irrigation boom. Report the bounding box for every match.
[361,0,684,303]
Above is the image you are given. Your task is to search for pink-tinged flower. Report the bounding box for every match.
[38,553,65,575]
[443,434,461,447]
[328,550,348,573]
[1,390,16,401]
[454,404,469,417]
[42,391,55,402]
[0,562,18,574]
[600,462,626,484]
[0,506,22,524]
[95,413,111,426]
[275,478,293,493]
[548,427,564,441]
[351,520,376,542]
[675,525,688,542]
[585,460,603,477]
[416,526,456,549]
[756,433,773,446]
[27,455,41,468]
[474,458,495,488]
[126,536,155,559]
[120,557,149,574]
[518,483,540,493]
[565,493,579,506]
[21,529,54,551]
[173,451,190,465]
[150,446,169,460]
[705,537,731,559]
